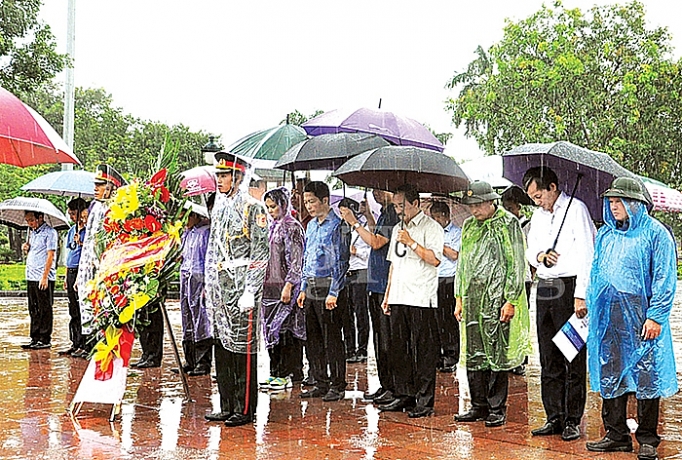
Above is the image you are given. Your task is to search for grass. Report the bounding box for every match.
[0,264,66,291]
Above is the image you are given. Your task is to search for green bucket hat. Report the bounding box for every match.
[602,177,648,203]
[461,180,501,205]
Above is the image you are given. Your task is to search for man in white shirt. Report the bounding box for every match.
[524,167,596,442]
[379,185,443,418]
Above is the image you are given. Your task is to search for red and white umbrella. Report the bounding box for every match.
[180,166,216,196]
[0,86,81,167]
[639,176,682,213]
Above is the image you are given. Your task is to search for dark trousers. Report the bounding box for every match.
[269,331,304,379]
[368,291,394,393]
[389,304,439,408]
[139,302,164,364]
[26,280,54,344]
[342,269,369,356]
[536,276,586,425]
[602,394,660,447]
[214,341,258,417]
[436,277,459,360]
[65,268,83,349]
[468,369,509,415]
[304,277,347,392]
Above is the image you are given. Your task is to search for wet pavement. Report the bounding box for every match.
[1,287,682,460]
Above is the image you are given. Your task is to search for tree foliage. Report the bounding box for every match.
[445,0,682,187]
[0,0,67,94]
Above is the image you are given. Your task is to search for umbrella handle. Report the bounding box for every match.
[542,248,558,268]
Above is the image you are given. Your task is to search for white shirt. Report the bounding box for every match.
[349,221,371,271]
[386,211,444,308]
[525,191,596,298]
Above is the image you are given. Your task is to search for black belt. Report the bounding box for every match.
[538,276,576,285]
[347,269,366,276]
[67,267,79,273]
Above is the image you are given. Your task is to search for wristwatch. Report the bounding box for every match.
[352,222,361,230]
[410,242,418,251]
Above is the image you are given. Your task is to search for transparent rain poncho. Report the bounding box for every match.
[587,198,678,399]
[455,207,531,371]
[204,165,270,354]
[77,200,107,336]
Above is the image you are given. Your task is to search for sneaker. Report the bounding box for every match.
[269,376,293,391]
[259,376,276,388]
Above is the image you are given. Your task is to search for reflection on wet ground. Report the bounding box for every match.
[1,287,682,459]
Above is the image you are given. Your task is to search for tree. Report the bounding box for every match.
[282,109,324,126]
[0,0,67,95]
[445,0,682,188]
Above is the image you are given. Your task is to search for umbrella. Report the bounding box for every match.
[639,176,682,212]
[275,132,389,171]
[332,146,470,194]
[227,124,307,161]
[21,170,95,197]
[0,197,70,230]
[180,166,216,197]
[0,86,81,167]
[302,107,444,152]
[502,141,650,221]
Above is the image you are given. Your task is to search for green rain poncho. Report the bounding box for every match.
[455,207,531,371]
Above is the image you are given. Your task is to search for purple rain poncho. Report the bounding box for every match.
[179,220,212,342]
[262,188,306,348]
[587,198,678,399]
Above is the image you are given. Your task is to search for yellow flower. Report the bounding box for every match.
[118,291,151,324]
[93,325,123,372]
[109,183,140,221]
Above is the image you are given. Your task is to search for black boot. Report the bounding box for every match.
[188,338,213,376]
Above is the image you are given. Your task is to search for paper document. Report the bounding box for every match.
[552,313,588,362]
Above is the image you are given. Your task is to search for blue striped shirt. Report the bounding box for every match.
[25,223,58,281]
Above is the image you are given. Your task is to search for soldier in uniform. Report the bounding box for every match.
[204,152,269,427]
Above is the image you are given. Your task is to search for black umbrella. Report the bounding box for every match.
[332,145,469,194]
[274,132,389,171]
[502,141,651,221]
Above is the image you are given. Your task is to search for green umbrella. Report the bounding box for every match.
[227,124,307,161]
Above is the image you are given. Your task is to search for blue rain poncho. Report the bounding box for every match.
[587,198,678,399]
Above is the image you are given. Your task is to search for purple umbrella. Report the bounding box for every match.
[302,108,444,152]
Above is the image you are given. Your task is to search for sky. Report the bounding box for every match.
[38,0,682,163]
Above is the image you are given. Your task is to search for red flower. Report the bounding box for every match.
[144,214,162,233]
[148,168,167,188]
[157,186,170,203]
[113,293,128,309]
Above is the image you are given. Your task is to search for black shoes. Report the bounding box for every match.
[373,390,396,405]
[511,365,526,376]
[363,387,385,401]
[638,444,658,460]
[377,396,414,412]
[561,421,580,441]
[454,408,489,422]
[224,414,255,427]
[346,353,368,363]
[135,359,161,369]
[484,413,506,427]
[322,388,344,402]
[585,436,633,452]
[58,347,76,355]
[21,341,38,349]
[300,387,327,398]
[301,377,317,387]
[187,364,211,376]
[438,356,458,373]
[204,411,232,422]
[22,341,51,350]
[408,406,434,418]
[531,420,563,436]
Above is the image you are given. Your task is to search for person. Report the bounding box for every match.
[379,184,443,418]
[260,187,306,390]
[77,164,126,357]
[501,184,535,375]
[524,166,596,441]
[174,203,212,376]
[585,177,677,460]
[248,178,267,201]
[453,181,531,427]
[339,188,399,404]
[429,200,461,373]
[59,198,89,356]
[204,151,269,427]
[297,181,350,402]
[339,197,371,364]
[21,211,59,350]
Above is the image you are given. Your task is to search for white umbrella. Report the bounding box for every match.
[639,176,682,213]
[459,155,511,188]
[0,197,70,230]
[21,170,95,197]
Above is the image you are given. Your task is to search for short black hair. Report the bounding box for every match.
[304,181,330,201]
[67,197,88,212]
[24,210,44,220]
[394,184,419,205]
[523,166,559,191]
[430,201,450,216]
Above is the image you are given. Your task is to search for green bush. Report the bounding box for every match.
[0,264,66,290]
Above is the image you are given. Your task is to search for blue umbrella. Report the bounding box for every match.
[21,170,95,197]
